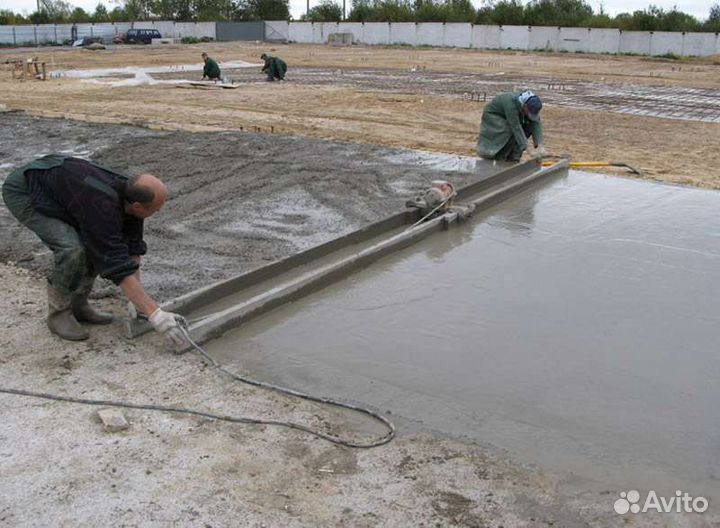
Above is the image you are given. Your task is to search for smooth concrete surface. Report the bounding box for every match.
[204,171,720,500]
[181,161,566,344]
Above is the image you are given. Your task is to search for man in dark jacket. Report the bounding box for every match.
[201,52,221,81]
[260,53,287,82]
[2,155,188,349]
[477,90,545,162]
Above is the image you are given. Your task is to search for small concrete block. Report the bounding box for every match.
[97,408,129,432]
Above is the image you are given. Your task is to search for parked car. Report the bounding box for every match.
[124,29,162,44]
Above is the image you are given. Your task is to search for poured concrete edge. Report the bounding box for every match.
[174,159,567,346]
[165,160,537,315]
[126,160,568,339]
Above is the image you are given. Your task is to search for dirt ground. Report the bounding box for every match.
[1,42,719,188]
[1,42,719,527]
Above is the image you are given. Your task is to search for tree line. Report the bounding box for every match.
[1,0,719,33]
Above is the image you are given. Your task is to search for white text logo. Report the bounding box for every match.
[614,490,709,515]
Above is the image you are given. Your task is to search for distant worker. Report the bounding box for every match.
[2,155,189,350]
[477,90,546,162]
[201,52,221,81]
[260,53,287,82]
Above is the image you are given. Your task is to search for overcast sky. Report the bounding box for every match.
[2,0,714,22]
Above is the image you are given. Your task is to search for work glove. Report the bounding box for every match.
[531,144,547,159]
[149,308,190,352]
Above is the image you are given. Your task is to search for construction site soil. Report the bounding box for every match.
[1,43,718,527]
[2,42,719,188]
[0,112,490,301]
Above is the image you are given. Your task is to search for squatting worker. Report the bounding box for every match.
[260,53,287,82]
[201,52,221,81]
[2,155,189,349]
[477,90,546,162]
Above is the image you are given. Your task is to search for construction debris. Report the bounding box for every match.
[84,42,107,51]
[10,58,46,81]
[97,408,129,432]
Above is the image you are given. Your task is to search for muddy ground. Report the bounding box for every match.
[1,112,489,301]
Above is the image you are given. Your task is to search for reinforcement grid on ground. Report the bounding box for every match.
[215,67,720,123]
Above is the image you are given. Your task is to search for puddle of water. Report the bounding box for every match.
[205,171,720,499]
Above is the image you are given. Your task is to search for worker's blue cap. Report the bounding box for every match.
[525,95,543,121]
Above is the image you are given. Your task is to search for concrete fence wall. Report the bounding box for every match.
[0,21,214,45]
[0,20,718,56]
[275,22,719,57]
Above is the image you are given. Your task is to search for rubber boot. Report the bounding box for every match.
[47,282,89,341]
[72,276,113,325]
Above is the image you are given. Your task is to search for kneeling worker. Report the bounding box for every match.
[2,155,189,350]
[477,90,546,162]
[201,52,221,81]
[260,53,287,82]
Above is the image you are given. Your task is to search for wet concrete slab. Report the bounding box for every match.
[0,113,508,301]
[204,171,720,500]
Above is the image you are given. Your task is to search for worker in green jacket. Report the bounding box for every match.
[201,52,221,81]
[477,91,546,162]
[260,53,287,82]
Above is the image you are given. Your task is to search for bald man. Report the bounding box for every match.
[2,155,187,348]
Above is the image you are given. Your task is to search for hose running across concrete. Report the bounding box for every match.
[0,326,396,448]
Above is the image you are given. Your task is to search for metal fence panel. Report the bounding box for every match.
[215,22,265,42]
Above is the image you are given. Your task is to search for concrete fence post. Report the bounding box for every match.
[649,30,653,56]
[34,25,38,45]
[681,32,685,56]
[13,26,16,46]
